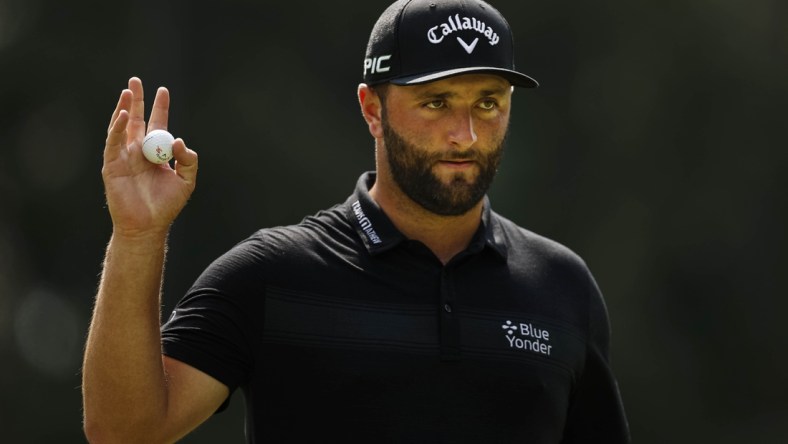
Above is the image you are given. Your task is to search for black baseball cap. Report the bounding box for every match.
[363,0,538,88]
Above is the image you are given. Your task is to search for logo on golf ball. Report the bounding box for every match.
[142,130,175,164]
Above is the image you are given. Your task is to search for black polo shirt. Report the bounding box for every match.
[161,172,629,443]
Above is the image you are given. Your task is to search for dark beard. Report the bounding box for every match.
[382,119,505,216]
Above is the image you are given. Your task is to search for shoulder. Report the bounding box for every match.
[491,211,612,341]
[251,202,358,259]
[492,211,591,276]
[491,211,605,316]
[197,203,358,281]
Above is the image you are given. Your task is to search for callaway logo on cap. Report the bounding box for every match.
[363,0,538,87]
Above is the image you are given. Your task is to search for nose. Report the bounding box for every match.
[447,109,478,150]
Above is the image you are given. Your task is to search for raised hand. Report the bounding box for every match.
[102,77,198,238]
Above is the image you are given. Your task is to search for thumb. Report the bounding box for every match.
[171,138,198,184]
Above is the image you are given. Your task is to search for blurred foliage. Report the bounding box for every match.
[1,0,786,442]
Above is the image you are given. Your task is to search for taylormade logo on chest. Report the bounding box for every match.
[352,200,382,245]
[427,14,500,53]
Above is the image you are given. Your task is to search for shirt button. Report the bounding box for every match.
[444,303,452,313]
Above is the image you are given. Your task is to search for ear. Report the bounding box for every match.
[358,83,384,139]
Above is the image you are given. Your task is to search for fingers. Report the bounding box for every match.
[107,88,132,134]
[104,109,130,164]
[148,87,170,132]
[121,77,173,136]
[104,77,181,168]
[105,88,133,164]
[127,77,146,142]
[172,138,199,185]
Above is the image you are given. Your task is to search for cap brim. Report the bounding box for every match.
[390,67,539,88]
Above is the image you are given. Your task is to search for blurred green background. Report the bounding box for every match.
[1,0,786,442]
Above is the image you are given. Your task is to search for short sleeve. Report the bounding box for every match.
[161,239,264,395]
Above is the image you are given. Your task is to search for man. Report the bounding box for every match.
[82,0,630,442]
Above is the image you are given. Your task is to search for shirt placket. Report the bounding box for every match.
[439,266,461,361]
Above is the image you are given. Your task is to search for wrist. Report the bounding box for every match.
[109,228,170,254]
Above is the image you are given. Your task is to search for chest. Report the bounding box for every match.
[249,253,588,433]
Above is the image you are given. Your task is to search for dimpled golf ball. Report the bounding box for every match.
[142,129,174,164]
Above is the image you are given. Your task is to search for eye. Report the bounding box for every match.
[424,100,445,109]
[478,99,498,110]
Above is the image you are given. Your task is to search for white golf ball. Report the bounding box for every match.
[142,129,175,164]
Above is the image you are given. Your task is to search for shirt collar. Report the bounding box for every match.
[479,197,509,261]
[344,172,406,255]
[345,171,508,261]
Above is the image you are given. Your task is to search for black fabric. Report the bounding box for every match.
[161,172,629,443]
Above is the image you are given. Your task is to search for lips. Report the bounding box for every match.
[442,160,474,165]
[437,159,477,170]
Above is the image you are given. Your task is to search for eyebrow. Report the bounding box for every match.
[479,87,510,97]
[412,86,509,101]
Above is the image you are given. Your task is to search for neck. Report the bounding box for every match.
[370,172,483,265]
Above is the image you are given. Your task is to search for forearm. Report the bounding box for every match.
[82,231,171,441]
